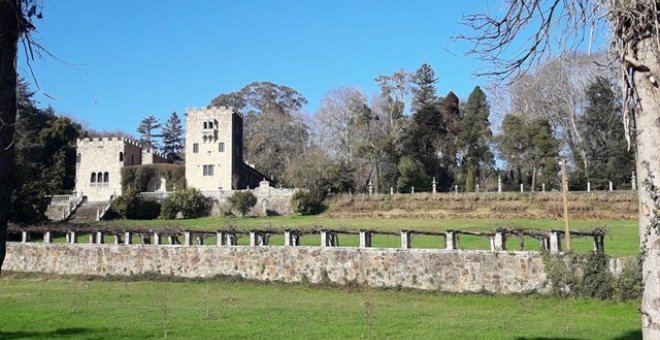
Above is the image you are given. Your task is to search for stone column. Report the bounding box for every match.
[359,231,372,248]
[632,172,637,191]
[520,183,524,193]
[88,233,96,244]
[217,231,226,246]
[21,231,28,243]
[44,231,53,244]
[454,185,458,194]
[548,231,562,254]
[68,231,77,244]
[196,235,205,245]
[320,230,329,247]
[284,230,299,246]
[446,231,458,250]
[609,181,613,192]
[497,176,502,193]
[168,235,178,245]
[184,231,192,245]
[153,232,161,245]
[475,184,480,193]
[368,181,374,195]
[587,182,591,192]
[113,234,121,245]
[542,183,546,192]
[96,231,104,244]
[124,231,133,245]
[226,233,237,246]
[390,187,394,195]
[593,234,605,253]
[411,186,415,194]
[400,231,411,249]
[432,177,437,194]
[490,231,506,251]
[249,231,257,246]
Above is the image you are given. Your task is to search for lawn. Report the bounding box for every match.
[94,216,640,256]
[0,278,641,339]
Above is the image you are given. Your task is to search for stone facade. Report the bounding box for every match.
[185,107,271,191]
[4,243,551,294]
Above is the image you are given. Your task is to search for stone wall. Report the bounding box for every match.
[4,243,549,294]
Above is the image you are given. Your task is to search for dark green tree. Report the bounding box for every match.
[410,63,438,112]
[457,86,494,191]
[498,114,559,190]
[579,76,634,187]
[438,91,462,185]
[161,112,184,162]
[136,115,162,150]
[396,156,431,192]
[401,104,446,182]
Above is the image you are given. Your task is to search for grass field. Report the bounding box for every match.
[92,216,639,256]
[0,277,641,339]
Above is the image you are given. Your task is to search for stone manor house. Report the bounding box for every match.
[73,106,272,206]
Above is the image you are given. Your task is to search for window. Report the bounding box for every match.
[90,173,96,183]
[193,143,199,153]
[203,164,214,176]
[131,154,134,165]
[97,172,103,183]
[203,122,208,129]
[218,142,225,152]
[103,172,109,183]
[119,152,124,162]
[76,153,81,163]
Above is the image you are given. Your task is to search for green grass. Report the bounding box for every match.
[95,216,639,256]
[0,278,641,339]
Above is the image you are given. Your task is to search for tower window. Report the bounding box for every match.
[103,172,109,182]
[193,143,199,153]
[203,122,208,129]
[76,153,81,163]
[90,173,96,183]
[218,142,225,152]
[119,152,124,162]
[203,164,214,176]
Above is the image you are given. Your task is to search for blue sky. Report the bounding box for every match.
[20,1,515,134]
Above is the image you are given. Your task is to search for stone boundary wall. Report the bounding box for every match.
[4,243,550,294]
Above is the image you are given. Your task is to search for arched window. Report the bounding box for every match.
[203,135,207,143]
[119,152,124,162]
[97,172,103,183]
[90,173,96,183]
[103,172,109,183]
[76,153,81,163]
[203,122,208,129]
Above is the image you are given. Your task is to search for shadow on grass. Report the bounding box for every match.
[0,327,103,339]
[515,329,642,340]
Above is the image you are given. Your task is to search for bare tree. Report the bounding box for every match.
[462,1,660,337]
[315,87,368,161]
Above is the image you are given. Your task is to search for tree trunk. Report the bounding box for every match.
[0,0,20,274]
[634,37,660,339]
[531,166,537,192]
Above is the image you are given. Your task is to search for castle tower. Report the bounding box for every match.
[185,106,243,191]
[74,137,143,201]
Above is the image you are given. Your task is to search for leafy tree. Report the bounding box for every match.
[160,112,184,162]
[159,188,211,219]
[227,191,257,217]
[396,156,431,192]
[579,76,634,186]
[498,114,559,190]
[136,114,162,150]
[210,81,309,181]
[410,64,438,112]
[457,86,494,191]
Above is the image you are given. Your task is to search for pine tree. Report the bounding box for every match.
[410,64,438,112]
[136,115,162,150]
[161,112,184,162]
[457,86,494,191]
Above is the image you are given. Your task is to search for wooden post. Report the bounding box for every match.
[561,159,571,251]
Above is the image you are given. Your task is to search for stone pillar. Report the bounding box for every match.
[368,181,374,195]
[359,231,372,248]
[168,235,178,245]
[140,234,151,244]
[432,177,437,194]
[226,233,237,246]
[593,234,605,253]
[520,183,524,193]
[475,184,480,193]
[632,172,637,191]
[96,231,104,244]
[497,176,502,193]
[587,182,591,192]
[390,187,394,195]
[609,181,613,192]
[400,231,411,249]
[446,231,458,250]
[184,231,192,245]
[113,234,121,245]
[195,235,204,245]
[21,231,28,243]
[542,183,546,192]
[548,231,562,254]
[454,185,458,194]
[249,231,257,246]
[348,188,352,196]
[68,231,77,244]
[320,230,329,247]
[153,232,161,245]
[88,233,96,244]
[124,231,133,245]
[490,231,506,251]
[44,231,53,244]
[321,231,337,247]
[284,231,300,246]
[411,186,415,194]
[217,231,226,246]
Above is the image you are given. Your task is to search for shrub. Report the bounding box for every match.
[613,257,643,301]
[121,164,185,192]
[159,188,211,219]
[291,190,317,215]
[227,191,257,216]
[109,189,161,220]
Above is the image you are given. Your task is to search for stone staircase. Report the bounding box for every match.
[68,200,110,223]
